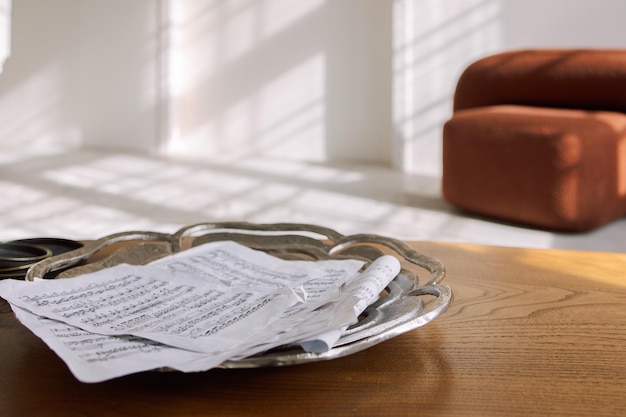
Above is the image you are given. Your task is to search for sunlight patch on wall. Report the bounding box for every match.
[260,0,324,39]
[0,63,80,151]
[164,0,326,162]
[393,0,503,176]
[167,0,324,97]
[167,53,325,162]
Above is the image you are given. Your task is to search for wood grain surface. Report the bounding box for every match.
[1,241,625,417]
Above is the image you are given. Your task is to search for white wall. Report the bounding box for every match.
[0,0,81,151]
[165,0,392,165]
[504,0,626,49]
[0,0,625,171]
[76,0,162,151]
[0,0,160,154]
[393,0,504,174]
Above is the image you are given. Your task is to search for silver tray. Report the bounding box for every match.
[26,222,452,368]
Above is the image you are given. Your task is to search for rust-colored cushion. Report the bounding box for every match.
[442,105,626,231]
[454,49,626,113]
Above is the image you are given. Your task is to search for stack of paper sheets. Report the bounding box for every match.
[0,241,400,383]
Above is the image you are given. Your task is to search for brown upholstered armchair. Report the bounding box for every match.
[442,49,626,232]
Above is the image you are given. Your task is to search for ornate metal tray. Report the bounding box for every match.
[25,222,452,368]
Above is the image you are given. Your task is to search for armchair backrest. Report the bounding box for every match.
[453,49,626,113]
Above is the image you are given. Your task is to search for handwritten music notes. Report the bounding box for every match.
[0,241,400,382]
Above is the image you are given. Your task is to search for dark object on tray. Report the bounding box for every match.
[0,238,83,279]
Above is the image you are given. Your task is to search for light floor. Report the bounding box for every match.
[1,148,625,253]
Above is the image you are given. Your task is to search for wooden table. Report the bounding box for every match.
[1,241,625,417]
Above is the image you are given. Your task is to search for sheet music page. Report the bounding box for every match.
[0,241,372,382]
[10,305,213,383]
[1,262,295,353]
[298,254,401,352]
[230,255,401,357]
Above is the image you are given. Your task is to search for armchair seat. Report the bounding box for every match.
[442,50,626,232]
